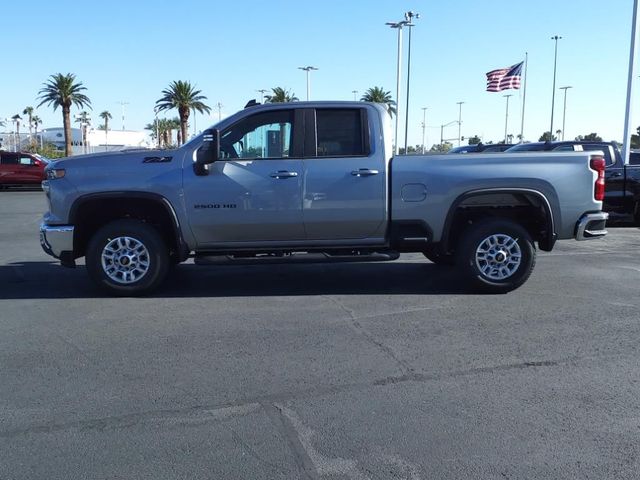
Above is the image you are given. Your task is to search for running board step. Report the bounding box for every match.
[194,251,400,266]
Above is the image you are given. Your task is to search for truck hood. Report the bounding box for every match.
[49,148,184,195]
[49,149,177,170]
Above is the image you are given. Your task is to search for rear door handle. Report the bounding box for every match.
[351,168,379,177]
[269,170,298,179]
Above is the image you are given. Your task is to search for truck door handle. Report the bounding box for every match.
[269,170,298,179]
[608,172,622,178]
[351,168,379,177]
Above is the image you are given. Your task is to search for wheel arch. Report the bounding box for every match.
[440,188,557,253]
[69,191,189,261]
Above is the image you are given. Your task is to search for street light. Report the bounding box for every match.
[403,11,419,153]
[456,101,465,146]
[386,18,410,154]
[256,89,268,103]
[441,120,459,144]
[352,90,358,101]
[421,107,428,153]
[550,35,562,138]
[153,106,160,149]
[559,86,573,141]
[503,94,513,144]
[216,102,223,122]
[116,100,129,130]
[298,66,318,101]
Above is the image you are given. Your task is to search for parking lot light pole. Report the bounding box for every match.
[503,94,513,144]
[456,101,465,146]
[352,90,358,101]
[298,66,318,101]
[403,11,419,153]
[559,86,573,141]
[386,19,409,155]
[256,89,268,103]
[421,107,427,153]
[550,35,562,138]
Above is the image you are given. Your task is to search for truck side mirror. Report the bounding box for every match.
[194,128,220,176]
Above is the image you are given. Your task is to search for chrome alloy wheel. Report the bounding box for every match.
[101,236,150,284]
[475,234,522,281]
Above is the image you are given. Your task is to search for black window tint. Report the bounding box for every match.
[630,152,640,165]
[581,144,614,166]
[316,109,366,157]
[0,154,18,165]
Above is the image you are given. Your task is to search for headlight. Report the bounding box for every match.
[46,169,66,180]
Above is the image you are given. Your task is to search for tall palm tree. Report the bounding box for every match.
[37,73,91,156]
[23,106,34,146]
[99,111,112,150]
[32,116,42,147]
[360,87,396,117]
[11,114,22,149]
[75,111,91,153]
[155,80,211,146]
[264,87,298,103]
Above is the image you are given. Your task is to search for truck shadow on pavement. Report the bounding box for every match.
[0,260,468,299]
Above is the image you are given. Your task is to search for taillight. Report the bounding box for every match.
[590,156,605,201]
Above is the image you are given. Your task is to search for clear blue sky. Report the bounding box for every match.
[2,0,638,147]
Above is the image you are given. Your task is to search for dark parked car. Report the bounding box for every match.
[506,141,640,224]
[0,151,49,188]
[448,143,514,154]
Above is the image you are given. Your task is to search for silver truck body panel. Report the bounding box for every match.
[391,151,602,241]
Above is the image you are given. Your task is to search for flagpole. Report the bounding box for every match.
[622,0,639,165]
[520,52,528,142]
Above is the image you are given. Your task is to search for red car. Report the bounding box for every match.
[0,151,49,188]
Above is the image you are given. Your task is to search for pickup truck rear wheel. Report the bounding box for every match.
[86,219,169,296]
[457,219,536,293]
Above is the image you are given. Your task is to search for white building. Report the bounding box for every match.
[39,127,151,154]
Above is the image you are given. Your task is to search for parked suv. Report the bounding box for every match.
[0,151,49,188]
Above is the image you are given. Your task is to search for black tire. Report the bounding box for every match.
[456,218,536,294]
[422,248,455,266]
[86,219,169,296]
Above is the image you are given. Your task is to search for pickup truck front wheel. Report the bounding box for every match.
[457,219,536,294]
[86,219,169,296]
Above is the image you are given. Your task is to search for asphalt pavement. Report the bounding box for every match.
[1,190,639,479]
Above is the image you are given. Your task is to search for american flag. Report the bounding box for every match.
[486,61,524,92]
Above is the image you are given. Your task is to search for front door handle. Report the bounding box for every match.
[351,168,379,177]
[270,170,298,179]
[607,172,622,178]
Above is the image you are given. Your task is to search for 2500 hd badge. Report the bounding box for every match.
[194,203,237,209]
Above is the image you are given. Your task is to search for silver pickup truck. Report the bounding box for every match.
[40,101,608,296]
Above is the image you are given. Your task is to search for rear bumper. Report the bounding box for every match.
[575,212,608,240]
[40,223,74,258]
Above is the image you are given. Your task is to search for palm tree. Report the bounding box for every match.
[99,111,112,150]
[32,116,42,147]
[264,87,298,103]
[155,80,211,146]
[37,73,91,156]
[75,111,91,153]
[11,114,22,149]
[360,87,396,117]
[23,106,34,146]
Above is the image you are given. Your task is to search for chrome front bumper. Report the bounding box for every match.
[575,212,608,241]
[40,223,74,258]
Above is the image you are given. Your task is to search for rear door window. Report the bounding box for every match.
[0,153,19,165]
[315,109,369,157]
